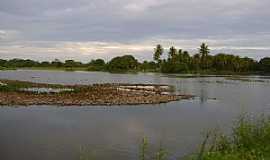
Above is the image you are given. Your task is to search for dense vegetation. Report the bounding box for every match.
[155,43,268,74]
[1,43,270,74]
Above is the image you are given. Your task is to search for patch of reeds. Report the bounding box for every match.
[77,114,270,160]
[191,114,270,160]
[139,137,168,160]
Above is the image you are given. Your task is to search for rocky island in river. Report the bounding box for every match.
[0,79,194,106]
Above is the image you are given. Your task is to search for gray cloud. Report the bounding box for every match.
[0,0,269,61]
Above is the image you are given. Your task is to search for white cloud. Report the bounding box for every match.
[1,33,270,62]
[123,0,164,12]
[0,29,20,41]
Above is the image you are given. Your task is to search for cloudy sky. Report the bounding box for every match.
[0,0,269,62]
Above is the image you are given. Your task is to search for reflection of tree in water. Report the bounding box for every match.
[199,79,208,105]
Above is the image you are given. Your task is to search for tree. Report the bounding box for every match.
[191,54,201,71]
[0,59,7,67]
[259,57,270,73]
[199,43,210,69]
[139,61,157,72]
[154,44,164,67]
[182,51,190,64]
[161,61,188,73]
[64,60,77,68]
[40,61,50,67]
[107,55,138,72]
[87,59,106,71]
[89,59,105,66]
[51,59,63,68]
[168,46,177,61]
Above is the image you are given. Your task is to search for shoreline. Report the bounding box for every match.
[1,67,269,76]
[0,79,194,106]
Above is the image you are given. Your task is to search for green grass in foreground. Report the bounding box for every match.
[83,114,270,160]
[137,114,270,160]
[191,114,270,160]
[79,114,270,160]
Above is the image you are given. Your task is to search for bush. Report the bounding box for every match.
[107,55,138,72]
[194,115,270,160]
[161,61,188,73]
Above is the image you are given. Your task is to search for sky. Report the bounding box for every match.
[0,0,269,62]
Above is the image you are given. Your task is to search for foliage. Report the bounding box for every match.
[259,57,270,73]
[64,60,82,68]
[107,55,138,72]
[51,59,63,68]
[155,146,168,160]
[139,61,158,72]
[87,59,106,71]
[156,43,261,74]
[139,137,168,160]
[161,61,188,73]
[140,137,148,160]
[79,146,97,160]
[75,114,270,160]
[154,44,164,67]
[199,43,210,69]
[0,81,31,92]
[192,115,270,160]
[0,43,269,74]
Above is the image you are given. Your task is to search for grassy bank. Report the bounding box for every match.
[155,114,270,160]
[18,67,89,71]
[191,114,270,160]
[3,66,266,76]
[78,114,270,160]
[0,66,16,70]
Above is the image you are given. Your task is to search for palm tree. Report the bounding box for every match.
[192,54,201,71]
[154,44,164,67]
[199,43,210,69]
[183,51,190,64]
[168,46,177,61]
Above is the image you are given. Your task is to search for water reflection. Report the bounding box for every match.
[199,83,208,105]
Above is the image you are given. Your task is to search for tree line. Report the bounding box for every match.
[0,43,270,74]
[154,43,270,74]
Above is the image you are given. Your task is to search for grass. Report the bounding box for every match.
[76,114,270,160]
[0,66,16,70]
[0,80,31,92]
[190,114,270,160]
[139,137,168,160]
[77,114,270,160]
[0,79,70,93]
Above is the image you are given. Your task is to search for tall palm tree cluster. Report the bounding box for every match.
[153,43,267,73]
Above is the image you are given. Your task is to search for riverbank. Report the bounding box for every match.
[187,114,270,160]
[135,114,270,160]
[0,79,194,106]
[3,67,268,76]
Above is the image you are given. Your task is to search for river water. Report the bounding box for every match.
[0,70,270,160]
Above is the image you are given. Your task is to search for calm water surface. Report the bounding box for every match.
[0,70,270,160]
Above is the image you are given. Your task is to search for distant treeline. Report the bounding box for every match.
[1,43,270,74]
